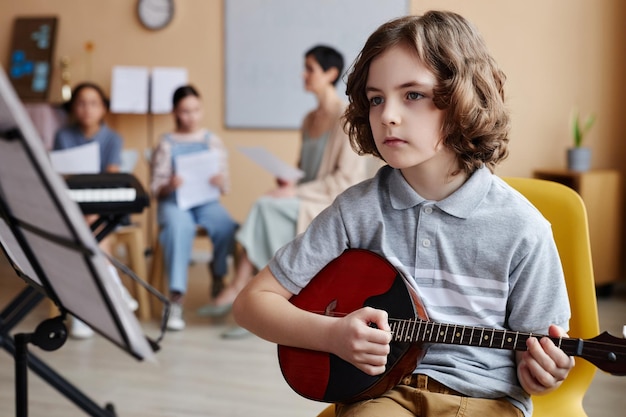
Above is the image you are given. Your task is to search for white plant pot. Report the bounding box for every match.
[567,147,592,172]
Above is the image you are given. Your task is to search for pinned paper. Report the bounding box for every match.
[110,66,149,113]
[110,66,187,114]
[151,67,188,114]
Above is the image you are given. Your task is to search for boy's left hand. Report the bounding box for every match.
[516,324,575,395]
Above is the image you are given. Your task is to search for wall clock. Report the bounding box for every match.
[137,0,174,31]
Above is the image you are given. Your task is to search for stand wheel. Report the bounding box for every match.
[31,317,68,351]
[105,402,117,416]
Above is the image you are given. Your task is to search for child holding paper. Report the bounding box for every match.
[150,85,238,331]
[199,45,367,339]
[53,82,136,339]
[54,82,122,173]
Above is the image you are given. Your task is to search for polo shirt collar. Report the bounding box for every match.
[387,166,493,219]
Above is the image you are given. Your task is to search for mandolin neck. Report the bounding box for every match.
[389,318,583,355]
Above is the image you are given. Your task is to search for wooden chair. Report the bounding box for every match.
[316,177,599,416]
[110,225,151,320]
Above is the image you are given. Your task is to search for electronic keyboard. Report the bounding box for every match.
[65,173,150,215]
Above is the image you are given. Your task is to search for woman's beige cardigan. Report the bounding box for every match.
[295,105,368,234]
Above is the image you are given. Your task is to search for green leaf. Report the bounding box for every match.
[571,110,595,147]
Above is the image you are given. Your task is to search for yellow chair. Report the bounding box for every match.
[316,177,599,417]
[504,177,599,416]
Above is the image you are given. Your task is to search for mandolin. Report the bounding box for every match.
[277,249,626,403]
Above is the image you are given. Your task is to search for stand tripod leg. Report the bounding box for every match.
[3,332,116,417]
[1,288,117,417]
[0,287,43,330]
[15,333,29,417]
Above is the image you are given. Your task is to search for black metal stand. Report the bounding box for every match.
[0,73,157,417]
[14,316,67,417]
[0,213,124,416]
[0,286,117,417]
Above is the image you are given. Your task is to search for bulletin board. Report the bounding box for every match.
[224,0,408,129]
[7,16,58,102]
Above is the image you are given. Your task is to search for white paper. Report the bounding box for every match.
[151,67,188,114]
[238,146,304,181]
[175,150,221,210]
[110,66,150,114]
[49,141,100,174]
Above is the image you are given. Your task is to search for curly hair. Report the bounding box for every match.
[344,11,510,174]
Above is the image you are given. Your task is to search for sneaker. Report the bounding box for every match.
[120,285,139,312]
[221,325,251,339]
[70,317,94,339]
[196,302,232,318]
[166,303,185,331]
[108,264,138,311]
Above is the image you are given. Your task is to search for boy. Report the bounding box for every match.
[233,11,573,417]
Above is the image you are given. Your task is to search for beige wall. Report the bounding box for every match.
[1,0,625,258]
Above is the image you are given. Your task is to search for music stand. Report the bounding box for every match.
[0,64,163,416]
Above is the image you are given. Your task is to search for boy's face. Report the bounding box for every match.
[366,44,449,172]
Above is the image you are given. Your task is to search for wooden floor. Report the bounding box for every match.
[1,253,625,417]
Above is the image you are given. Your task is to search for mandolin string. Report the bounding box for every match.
[305,311,625,361]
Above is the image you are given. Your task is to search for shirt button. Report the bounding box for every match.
[422,239,431,247]
[424,207,433,214]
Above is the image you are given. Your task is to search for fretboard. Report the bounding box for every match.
[389,318,584,356]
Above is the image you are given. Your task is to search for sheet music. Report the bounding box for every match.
[110,66,149,114]
[49,141,100,174]
[175,150,221,210]
[151,67,188,114]
[238,146,304,182]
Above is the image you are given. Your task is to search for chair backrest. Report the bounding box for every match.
[503,177,599,417]
[120,149,139,173]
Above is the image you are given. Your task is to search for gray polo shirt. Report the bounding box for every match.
[269,165,570,417]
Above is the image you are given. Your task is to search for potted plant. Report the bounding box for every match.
[567,110,596,171]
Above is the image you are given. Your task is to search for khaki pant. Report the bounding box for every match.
[335,374,523,417]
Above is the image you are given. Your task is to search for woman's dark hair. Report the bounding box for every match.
[172,85,200,109]
[63,82,110,113]
[305,45,345,86]
[344,11,510,175]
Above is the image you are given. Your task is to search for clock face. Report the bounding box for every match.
[137,0,174,31]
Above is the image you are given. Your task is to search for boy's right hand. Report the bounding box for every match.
[328,307,391,376]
